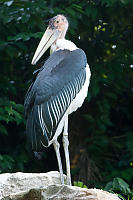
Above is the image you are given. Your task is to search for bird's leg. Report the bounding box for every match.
[53,140,64,184]
[63,116,72,185]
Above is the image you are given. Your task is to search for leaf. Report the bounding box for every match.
[0,41,8,50]
[0,115,9,122]
[0,155,3,161]
[31,32,44,39]
[5,106,13,115]
[118,194,126,200]
[0,124,8,135]
[12,110,23,125]
[74,181,88,188]
[21,14,30,23]
[114,178,131,194]
[104,178,131,194]
[8,33,31,41]
[4,1,13,7]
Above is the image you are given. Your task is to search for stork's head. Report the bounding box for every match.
[32,15,68,65]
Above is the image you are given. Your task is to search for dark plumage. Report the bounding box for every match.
[24,49,87,151]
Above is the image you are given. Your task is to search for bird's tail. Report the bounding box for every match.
[26,105,49,151]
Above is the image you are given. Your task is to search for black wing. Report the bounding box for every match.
[24,48,87,151]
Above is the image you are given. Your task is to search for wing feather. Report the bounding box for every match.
[24,48,87,151]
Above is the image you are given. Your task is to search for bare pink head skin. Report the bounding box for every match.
[32,15,69,65]
[48,15,69,38]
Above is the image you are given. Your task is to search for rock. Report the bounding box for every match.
[0,171,120,200]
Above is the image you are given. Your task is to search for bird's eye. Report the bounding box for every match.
[56,20,59,23]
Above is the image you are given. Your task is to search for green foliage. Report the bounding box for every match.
[105,178,131,194]
[74,181,88,188]
[74,178,133,199]
[105,178,133,200]
[0,0,133,198]
[0,99,24,126]
[0,97,26,172]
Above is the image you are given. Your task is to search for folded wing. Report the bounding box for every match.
[24,49,87,151]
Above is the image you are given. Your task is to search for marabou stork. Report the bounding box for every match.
[24,14,91,185]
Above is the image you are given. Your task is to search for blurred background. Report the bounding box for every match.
[0,0,133,198]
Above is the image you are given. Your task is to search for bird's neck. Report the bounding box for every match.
[50,38,78,55]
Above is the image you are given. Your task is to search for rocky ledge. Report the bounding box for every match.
[0,171,120,200]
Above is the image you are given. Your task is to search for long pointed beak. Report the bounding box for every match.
[32,28,60,65]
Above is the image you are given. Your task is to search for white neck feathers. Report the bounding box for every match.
[50,39,78,54]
